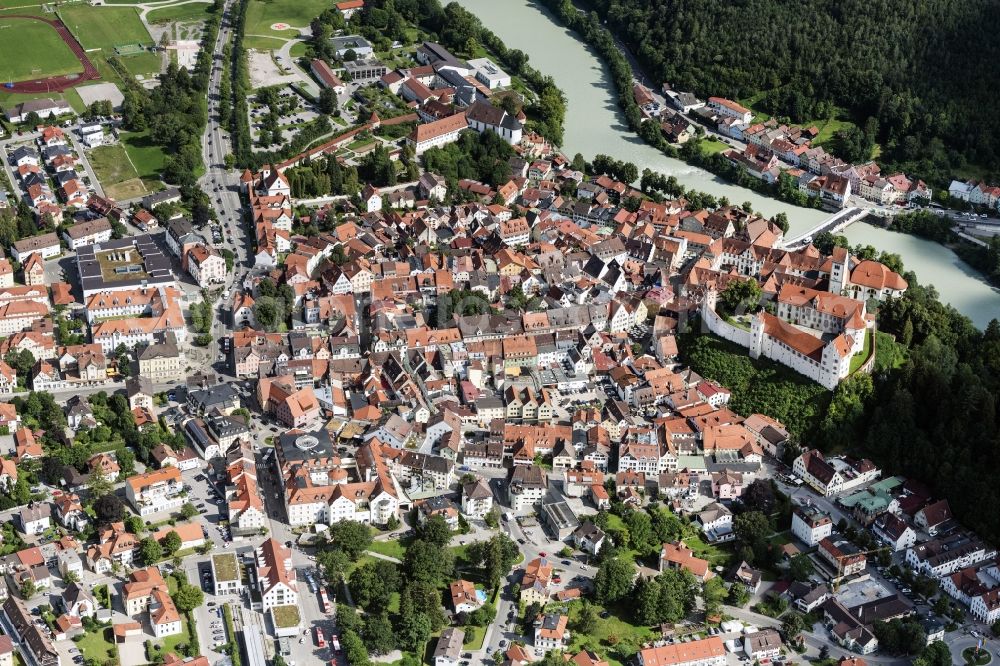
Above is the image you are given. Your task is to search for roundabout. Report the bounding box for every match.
[965,646,992,665]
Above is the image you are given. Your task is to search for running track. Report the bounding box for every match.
[1,14,99,93]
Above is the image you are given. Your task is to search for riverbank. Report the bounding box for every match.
[453,0,1000,327]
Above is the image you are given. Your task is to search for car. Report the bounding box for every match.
[538,552,546,557]
[561,559,571,565]
[517,538,525,545]
[499,640,507,648]
[208,602,217,606]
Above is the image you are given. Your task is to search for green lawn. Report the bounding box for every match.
[367,538,407,560]
[74,626,118,665]
[121,130,166,180]
[849,328,874,374]
[245,0,328,37]
[271,604,301,629]
[680,531,734,570]
[559,600,655,666]
[699,138,729,155]
[243,34,287,50]
[463,624,486,650]
[146,2,214,23]
[119,51,162,78]
[0,16,83,81]
[89,143,141,189]
[60,5,154,50]
[289,41,307,57]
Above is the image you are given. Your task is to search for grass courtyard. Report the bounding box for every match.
[88,143,151,200]
[0,17,82,81]
[244,0,328,37]
[121,130,167,182]
[74,625,118,665]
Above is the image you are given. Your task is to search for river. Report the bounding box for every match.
[453,0,1000,328]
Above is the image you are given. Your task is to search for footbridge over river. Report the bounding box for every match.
[780,207,870,249]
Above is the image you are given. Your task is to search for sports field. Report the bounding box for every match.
[60,5,153,50]
[0,17,82,81]
[146,2,214,23]
[245,0,327,37]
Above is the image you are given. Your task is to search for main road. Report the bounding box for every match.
[199,0,255,365]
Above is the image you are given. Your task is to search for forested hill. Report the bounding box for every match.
[583,0,1000,184]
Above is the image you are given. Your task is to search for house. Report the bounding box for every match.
[572,522,606,555]
[707,97,752,124]
[335,0,363,17]
[461,478,493,518]
[660,541,712,581]
[434,628,465,666]
[62,217,113,250]
[125,467,184,516]
[743,629,782,661]
[310,59,346,94]
[123,566,182,638]
[126,375,155,411]
[508,464,547,511]
[6,97,73,123]
[636,637,726,666]
[153,522,206,551]
[11,232,60,262]
[18,502,51,535]
[872,513,917,551]
[449,579,482,614]
[791,504,833,546]
[2,595,59,666]
[533,613,569,651]
[54,493,88,531]
[520,557,553,606]
[187,244,227,287]
[86,522,137,573]
[915,499,952,536]
[696,502,733,543]
[362,183,382,213]
[818,537,866,578]
[61,583,97,619]
[732,560,762,594]
[254,538,298,612]
[408,113,467,154]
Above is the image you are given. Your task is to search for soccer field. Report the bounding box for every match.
[59,5,153,50]
[0,17,82,81]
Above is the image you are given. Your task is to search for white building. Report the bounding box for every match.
[124,467,184,516]
[468,57,511,89]
[791,504,833,547]
[255,538,299,613]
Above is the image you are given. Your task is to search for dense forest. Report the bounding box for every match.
[568,0,1000,185]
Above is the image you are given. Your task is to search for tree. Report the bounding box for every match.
[19,579,36,599]
[594,556,635,604]
[574,602,599,634]
[781,611,805,642]
[162,530,183,555]
[788,553,814,582]
[396,611,432,653]
[350,559,401,608]
[362,613,395,655]
[342,629,371,666]
[404,540,454,586]
[94,493,126,523]
[319,87,339,115]
[318,548,351,586]
[741,480,776,514]
[702,576,728,617]
[719,279,762,314]
[173,584,204,612]
[466,534,519,589]
[139,537,163,565]
[63,570,80,585]
[329,520,373,558]
[417,514,452,547]
[88,468,114,498]
[734,511,771,546]
[180,503,199,519]
[728,583,751,608]
[125,514,145,535]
